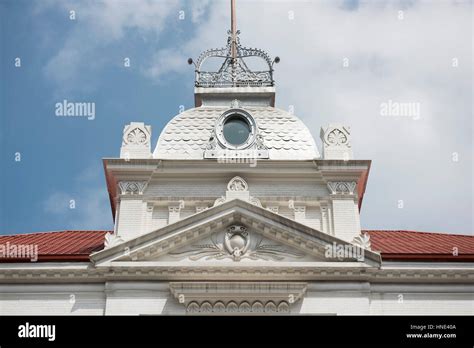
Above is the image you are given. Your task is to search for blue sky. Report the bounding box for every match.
[0,0,472,235]
[0,0,194,233]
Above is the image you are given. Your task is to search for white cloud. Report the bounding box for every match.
[190,0,211,23]
[148,0,472,234]
[38,0,472,234]
[144,48,188,82]
[43,165,112,230]
[40,0,180,92]
[44,192,73,215]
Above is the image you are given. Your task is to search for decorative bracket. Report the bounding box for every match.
[267,205,279,214]
[289,200,306,222]
[118,181,148,195]
[195,205,208,214]
[327,181,357,195]
[169,200,185,224]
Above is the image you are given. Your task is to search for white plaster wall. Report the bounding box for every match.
[180,207,199,220]
[1,282,472,315]
[151,207,168,231]
[145,180,328,199]
[146,180,227,197]
[300,292,370,315]
[104,282,181,315]
[105,296,169,315]
[370,284,474,315]
[331,199,361,242]
[370,292,474,315]
[248,180,328,197]
[138,179,330,237]
[304,206,322,231]
[117,200,146,240]
[0,284,105,315]
[299,282,370,315]
[299,283,474,315]
[277,206,293,220]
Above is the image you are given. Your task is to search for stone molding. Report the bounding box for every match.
[1,263,472,283]
[169,281,307,314]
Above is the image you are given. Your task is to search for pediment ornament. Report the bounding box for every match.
[104,232,124,249]
[214,176,262,207]
[169,224,304,262]
[352,232,372,250]
[227,176,248,191]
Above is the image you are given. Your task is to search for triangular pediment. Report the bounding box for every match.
[91,199,381,268]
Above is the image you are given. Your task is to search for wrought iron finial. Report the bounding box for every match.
[189,0,278,88]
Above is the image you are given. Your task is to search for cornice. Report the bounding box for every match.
[0,263,472,283]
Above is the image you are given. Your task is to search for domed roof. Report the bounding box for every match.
[153,106,320,160]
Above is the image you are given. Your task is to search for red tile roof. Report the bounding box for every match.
[0,230,109,262]
[0,229,472,262]
[365,230,474,261]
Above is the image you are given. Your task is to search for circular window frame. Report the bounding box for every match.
[216,109,257,150]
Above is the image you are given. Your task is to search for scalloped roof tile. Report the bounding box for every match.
[153,106,320,160]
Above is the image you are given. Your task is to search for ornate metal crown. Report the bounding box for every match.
[189,30,279,88]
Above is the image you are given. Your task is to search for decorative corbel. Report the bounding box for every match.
[118,181,148,195]
[168,200,185,224]
[289,200,306,222]
[327,181,357,195]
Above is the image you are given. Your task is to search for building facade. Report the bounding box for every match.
[0,17,473,316]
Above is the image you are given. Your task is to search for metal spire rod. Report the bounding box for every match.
[231,0,237,60]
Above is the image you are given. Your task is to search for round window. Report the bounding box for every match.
[223,115,251,145]
[215,108,256,150]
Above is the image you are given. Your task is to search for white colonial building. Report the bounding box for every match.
[0,10,473,316]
